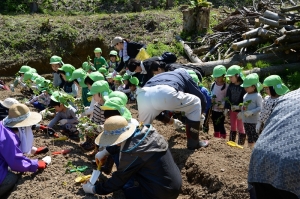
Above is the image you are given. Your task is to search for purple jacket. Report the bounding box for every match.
[0,122,38,184]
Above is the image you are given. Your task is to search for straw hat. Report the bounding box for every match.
[3,104,42,128]
[95,116,136,147]
[0,98,19,109]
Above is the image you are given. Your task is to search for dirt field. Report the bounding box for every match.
[2,87,251,199]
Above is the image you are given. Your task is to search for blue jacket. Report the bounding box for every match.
[199,86,211,114]
[144,69,207,113]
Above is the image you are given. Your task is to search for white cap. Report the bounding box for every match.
[0,98,20,108]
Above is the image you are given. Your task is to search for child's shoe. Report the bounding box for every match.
[214,132,221,138]
[220,133,226,139]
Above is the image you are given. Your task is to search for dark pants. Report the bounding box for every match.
[253,183,298,199]
[244,123,259,143]
[211,110,226,135]
[0,171,19,197]
[33,101,46,111]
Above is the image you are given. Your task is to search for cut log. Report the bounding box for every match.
[244,62,300,76]
[284,29,300,35]
[263,10,284,21]
[182,6,210,33]
[202,42,223,62]
[165,0,174,9]
[264,42,300,53]
[175,36,202,63]
[254,18,260,28]
[258,28,277,40]
[281,5,300,12]
[232,38,263,51]
[275,35,300,44]
[193,45,211,55]
[279,27,287,35]
[242,28,261,39]
[259,17,281,27]
[186,53,299,75]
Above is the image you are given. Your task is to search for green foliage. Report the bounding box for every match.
[255,60,270,68]
[282,71,300,91]
[244,63,253,70]
[146,40,184,57]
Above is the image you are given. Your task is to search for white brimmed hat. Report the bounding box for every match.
[0,98,19,109]
[111,36,123,47]
[95,116,136,147]
[3,104,42,128]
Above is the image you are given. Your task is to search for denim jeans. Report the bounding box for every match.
[0,171,19,197]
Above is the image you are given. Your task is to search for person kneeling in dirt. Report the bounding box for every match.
[137,69,208,150]
[0,104,51,197]
[82,116,182,199]
[248,88,300,199]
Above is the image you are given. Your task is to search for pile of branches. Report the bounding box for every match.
[179,0,300,76]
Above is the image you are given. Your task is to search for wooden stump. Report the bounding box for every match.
[166,0,174,9]
[132,0,142,12]
[182,6,210,34]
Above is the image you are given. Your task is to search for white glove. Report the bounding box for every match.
[231,105,240,111]
[244,111,253,117]
[59,119,68,125]
[256,122,262,133]
[173,119,184,129]
[112,70,117,77]
[237,112,243,120]
[82,181,95,194]
[200,114,205,126]
[96,125,104,133]
[223,109,228,116]
[42,156,51,165]
[95,149,109,164]
[25,101,31,105]
[40,110,47,118]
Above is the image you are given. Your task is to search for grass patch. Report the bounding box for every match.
[146,40,184,57]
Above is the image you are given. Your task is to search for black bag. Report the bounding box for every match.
[161,52,177,64]
[166,63,205,82]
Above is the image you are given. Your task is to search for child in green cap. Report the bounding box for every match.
[113,75,124,92]
[106,73,115,90]
[49,55,65,88]
[94,48,108,70]
[14,66,37,93]
[57,64,78,97]
[128,77,139,102]
[256,75,289,134]
[224,65,246,145]
[239,73,263,148]
[107,50,119,72]
[48,91,80,141]
[210,65,228,138]
[82,61,96,74]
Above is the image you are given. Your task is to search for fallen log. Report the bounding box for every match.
[263,10,285,21]
[275,35,300,44]
[232,38,263,51]
[284,29,300,35]
[193,45,211,55]
[242,28,261,39]
[186,53,300,75]
[244,62,300,76]
[259,16,281,27]
[264,42,300,53]
[258,28,277,40]
[175,36,202,63]
[281,5,300,12]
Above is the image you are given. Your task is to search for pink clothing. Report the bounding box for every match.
[229,111,244,133]
[211,83,228,112]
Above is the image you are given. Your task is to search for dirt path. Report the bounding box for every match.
[2,88,251,199]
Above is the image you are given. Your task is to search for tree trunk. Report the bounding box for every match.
[263,10,285,21]
[281,5,300,12]
[264,42,300,53]
[232,38,263,51]
[243,62,300,76]
[132,0,142,12]
[284,29,300,35]
[152,0,159,8]
[275,35,300,44]
[166,0,174,9]
[182,6,210,33]
[185,53,299,75]
[193,45,211,55]
[175,36,202,63]
[258,28,277,40]
[259,16,281,27]
[242,28,261,39]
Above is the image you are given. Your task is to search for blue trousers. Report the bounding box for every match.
[33,102,46,111]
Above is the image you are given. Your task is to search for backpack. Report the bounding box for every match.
[161,52,177,64]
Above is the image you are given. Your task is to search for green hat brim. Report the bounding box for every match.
[274,84,289,95]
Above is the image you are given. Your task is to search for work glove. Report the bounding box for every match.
[31,146,49,155]
[231,105,240,111]
[38,156,51,169]
[95,149,109,166]
[237,112,243,120]
[25,101,31,106]
[256,122,262,133]
[173,119,184,129]
[223,109,228,116]
[82,181,95,194]
[59,119,68,125]
[244,111,253,117]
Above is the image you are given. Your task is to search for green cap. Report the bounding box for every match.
[19,65,32,74]
[58,64,75,81]
[87,80,112,96]
[38,79,51,91]
[263,75,289,95]
[94,48,102,53]
[89,71,104,82]
[129,77,139,86]
[187,70,196,75]
[106,73,113,79]
[100,97,132,120]
[103,91,128,105]
[98,67,108,75]
[225,65,245,80]
[50,91,71,108]
[30,68,37,73]
[50,55,63,64]
[82,62,96,72]
[35,77,46,85]
[212,65,226,78]
[23,72,40,81]
[113,75,123,82]
[122,73,131,80]
[69,68,87,87]
[109,50,118,56]
[240,73,263,91]
[190,74,200,85]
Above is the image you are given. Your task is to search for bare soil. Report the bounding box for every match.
[2,87,251,199]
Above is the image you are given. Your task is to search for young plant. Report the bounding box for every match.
[239,100,252,111]
[223,96,232,106]
[77,116,98,140]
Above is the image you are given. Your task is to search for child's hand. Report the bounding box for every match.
[244,111,253,117]
[231,105,240,111]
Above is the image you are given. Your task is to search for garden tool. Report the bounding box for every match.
[69,166,88,173]
[52,148,71,155]
[53,136,68,141]
[226,141,243,149]
[90,162,102,185]
[75,175,91,183]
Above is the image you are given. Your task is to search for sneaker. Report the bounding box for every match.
[199,140,209,148]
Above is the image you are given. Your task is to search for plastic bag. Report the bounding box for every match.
[135,48,150,61]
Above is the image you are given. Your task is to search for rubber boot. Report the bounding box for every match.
[185,119,209,149]
[220,133,226,139]
[238,133,246,146]
[214,132,221,138]
[229,131,237,142]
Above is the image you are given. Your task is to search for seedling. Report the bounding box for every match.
[239,100,252,111]
[77,116,98,140]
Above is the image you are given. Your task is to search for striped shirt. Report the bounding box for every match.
[92,103,105,125]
